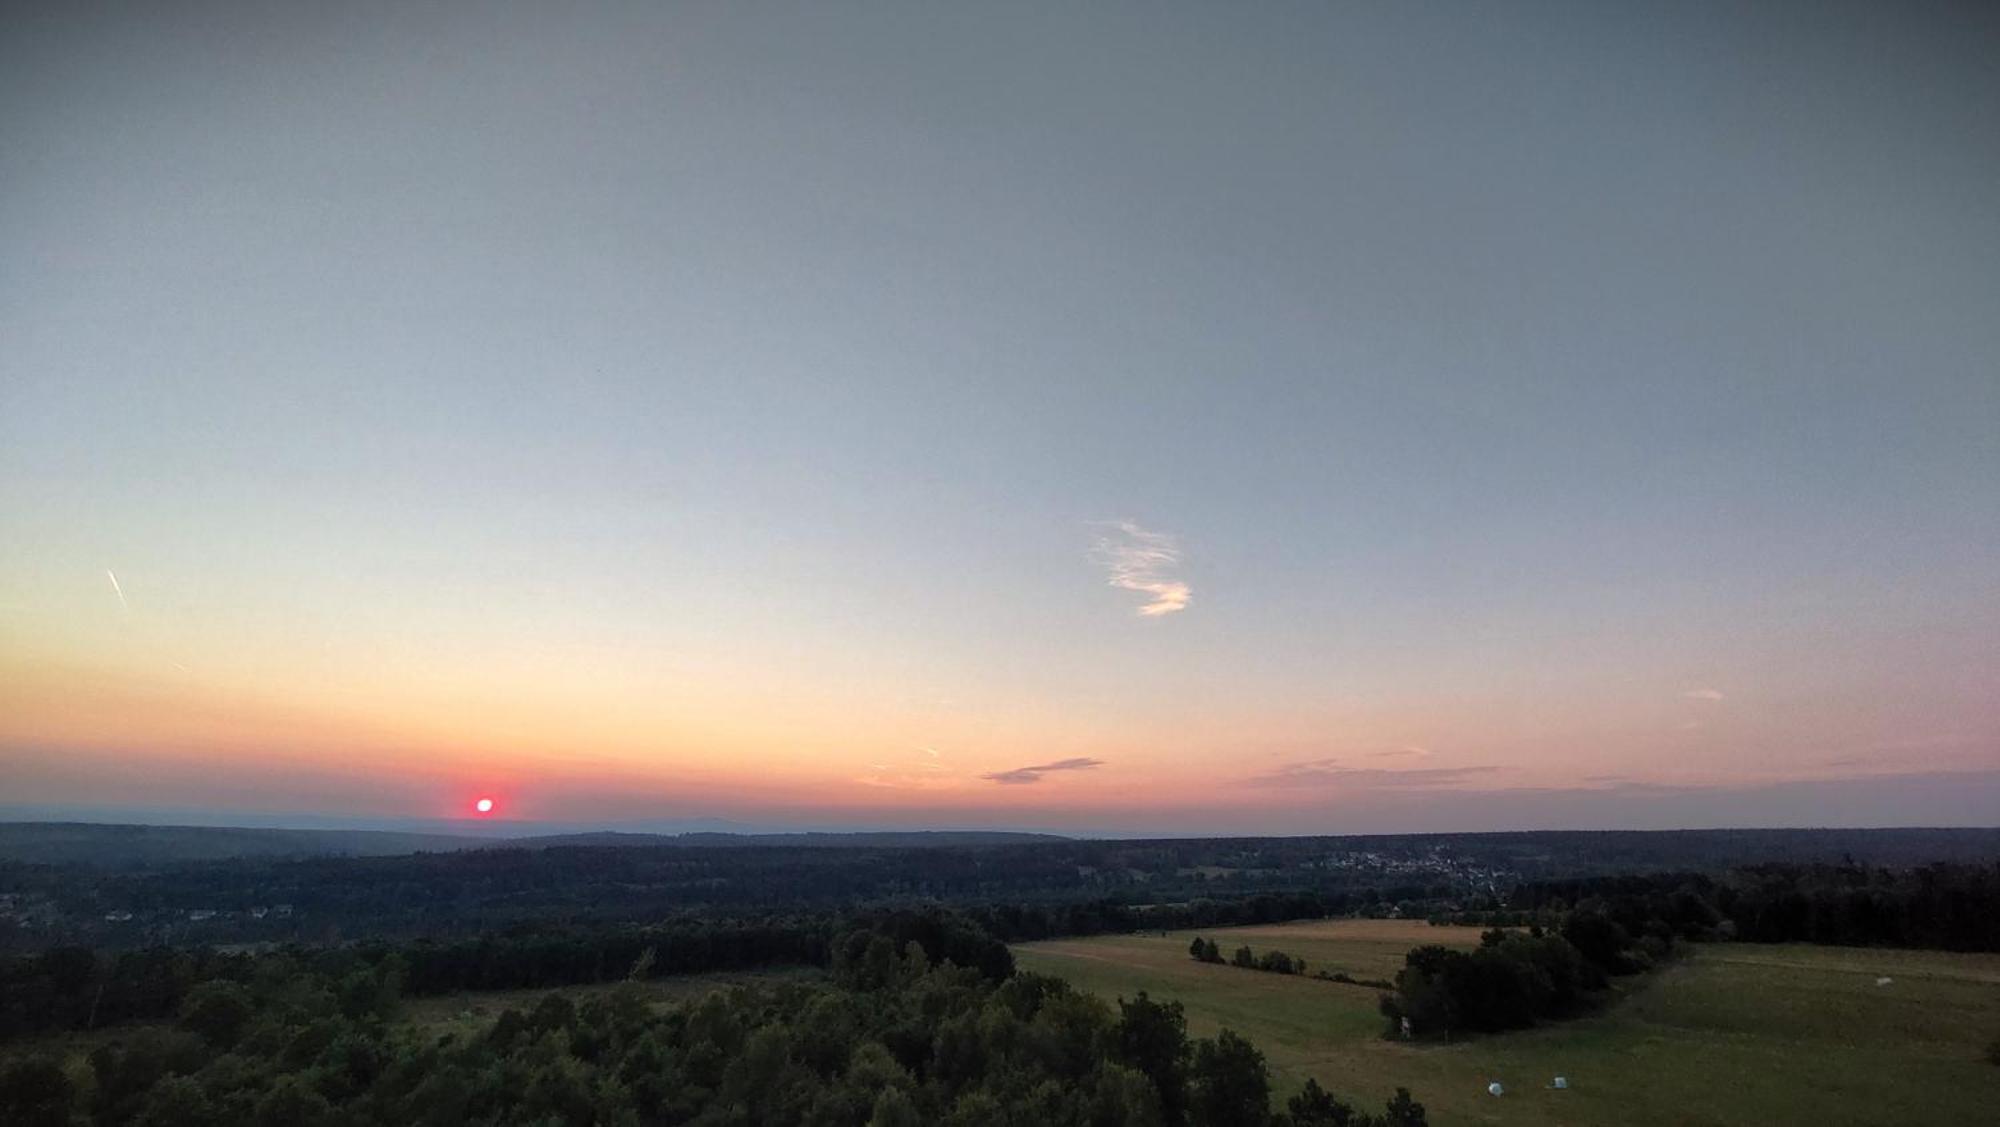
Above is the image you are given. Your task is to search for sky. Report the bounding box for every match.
[2,1,1996,836]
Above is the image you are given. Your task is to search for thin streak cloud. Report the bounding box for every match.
[1683,688,1726,701]
[105,569,128,611]
[982,757,1105,785]
[1092,521,1191,617]
[1245,758,1501,790]
[1368,746,1434,759]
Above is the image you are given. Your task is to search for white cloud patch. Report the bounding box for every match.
[1092,521,1191,617]
[1682,688,1726,701]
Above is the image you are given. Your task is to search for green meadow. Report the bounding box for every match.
[1013,920,2000,1127]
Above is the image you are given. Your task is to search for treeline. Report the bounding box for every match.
[12,827,2000,952]
[1187,938,1303,976]
[1507,862,2000,952]
[1379,925,1613,1040]
[0,917,1431,1127]
[1188,939,1396,992]
[0,887,1485,1042]
[1367,861,2000,1042]
[3,836,1466,952]
[1,909,1023,1043]
[1383,861,1736,1040]
[1,921,818,1042]
[15,861,1992,1045]
[1424,909,1563,930]
[4,893,1431,1044]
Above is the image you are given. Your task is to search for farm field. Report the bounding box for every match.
[1013,920,2000,1126]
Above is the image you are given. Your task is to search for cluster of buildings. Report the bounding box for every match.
[1313,847,1516,896]
[0,893,296,947]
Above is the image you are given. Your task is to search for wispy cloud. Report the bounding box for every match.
[982,757,1105,785]
[856,747,954,789]
[1682,688,1725,701]
[854,770,957,791]
[1245,758,1501,790]
[1092,521,1191,617]
[106,568,129,611]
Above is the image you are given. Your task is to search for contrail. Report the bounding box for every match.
[106,568,129,610]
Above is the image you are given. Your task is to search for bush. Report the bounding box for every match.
[0,1056,74,1127]
[1202,941,1306,976]
[134,1076,214,1127]
[178,980,254,1049]
[1255,950,1297,975]
[1383,1086,1428,1126]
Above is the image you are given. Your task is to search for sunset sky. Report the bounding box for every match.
[3,2,1996,835]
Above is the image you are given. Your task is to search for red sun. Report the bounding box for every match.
[473,797,496,815]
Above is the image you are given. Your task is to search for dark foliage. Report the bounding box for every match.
[1386,861,2000,1041]
[1379,928,1604,1039]
[2,910,1004,1041]
[0,919,1426,1127]
[1508,863,2000,952]
[1188,938,1305,977]
[0,1055,73,1127]
[18,826,1991,955]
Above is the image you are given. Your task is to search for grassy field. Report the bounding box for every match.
[1014,920,2000,1126]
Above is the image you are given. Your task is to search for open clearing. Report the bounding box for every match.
[400,965,823,1032]
[1014,920,2000,1126]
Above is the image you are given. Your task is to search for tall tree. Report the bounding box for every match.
[1188,1029,1270,1127]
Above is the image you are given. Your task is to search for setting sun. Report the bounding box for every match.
[474,797,494,815]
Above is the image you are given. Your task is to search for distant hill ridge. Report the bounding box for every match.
[3,820,1996,870]
[0,822,1068,867]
